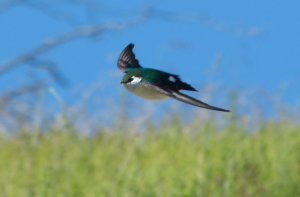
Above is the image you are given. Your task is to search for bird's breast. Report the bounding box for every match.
[124,84,168,100]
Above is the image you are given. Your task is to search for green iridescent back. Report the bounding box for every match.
[121,68,196,91]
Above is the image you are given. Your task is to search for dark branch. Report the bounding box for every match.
[0,0,22,12]
[150,9,262,38]
[0,15,149,75]
[29,59,68,87]
[24,0,81,26]
[0,82,47,109]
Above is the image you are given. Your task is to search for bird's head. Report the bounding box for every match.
[121,69,142,85]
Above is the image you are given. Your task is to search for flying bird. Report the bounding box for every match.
[117,43,230,112]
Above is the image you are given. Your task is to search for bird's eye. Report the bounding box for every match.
[128,76,134,82]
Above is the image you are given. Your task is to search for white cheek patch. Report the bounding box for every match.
[168,76,177,83]
[130,76,142,84]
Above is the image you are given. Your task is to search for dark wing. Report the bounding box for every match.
[143,82,229,112]
[169,74,197,92]
[117,43,142,71]
[169,91,230,112]
[141,82,174,96]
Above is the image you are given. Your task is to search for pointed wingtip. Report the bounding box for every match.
[117,42,141,71]
[206,107,229,112]
[209,106,230,112]
[221,109,230,112]
[170,91,230,112]
[127,43,134,49]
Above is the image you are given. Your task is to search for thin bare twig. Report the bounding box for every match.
[0,15,149,75]
[0,82,46,109]
[24,0,81,26]
[150,9,262,37]
[0,7,259,76]
[0,0,22,12]
[28,59,68,87]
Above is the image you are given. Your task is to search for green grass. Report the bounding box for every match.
[0,122,300,197]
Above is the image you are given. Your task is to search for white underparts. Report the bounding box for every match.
[124,83,168,100]
[130,76,142,84]
[168,76,177,82]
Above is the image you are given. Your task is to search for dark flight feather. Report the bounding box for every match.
[117,43,142,71]
[169,91,230,112]
[170,75,197,91]
[141,83,229,112]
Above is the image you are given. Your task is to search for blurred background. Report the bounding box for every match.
[1,0,300,131]
[0,1,300,196]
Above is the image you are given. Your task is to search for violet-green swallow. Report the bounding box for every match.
[117,43,230,112]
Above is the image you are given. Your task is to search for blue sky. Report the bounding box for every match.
[1,0,300,114]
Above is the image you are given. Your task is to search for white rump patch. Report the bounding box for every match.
[168,76,177,82]
[130,76,142,84]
